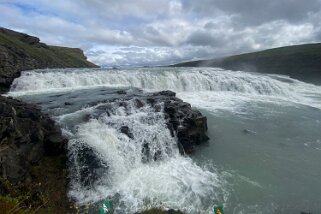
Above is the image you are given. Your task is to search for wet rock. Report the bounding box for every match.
[242,129,256,134]
[146,97,156,106]
[120,126,134,139]
[0,96,67,183]
[141,143,151,163]
[72,145,108,187]
[45,133,67,155]
[64,101,73,105]
[154,150,162,161]
[134,98,144,108]
[103,90,210,155]
[162,98,209,154]
[153,90,176,97]
[116,90,126,95]
[98,89,210,155]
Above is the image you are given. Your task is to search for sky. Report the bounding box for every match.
[1,0,321,67]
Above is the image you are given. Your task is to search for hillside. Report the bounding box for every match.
[173,43,321,84]
[0,27,98,92]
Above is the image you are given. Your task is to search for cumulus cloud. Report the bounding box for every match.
[0,0,321,66]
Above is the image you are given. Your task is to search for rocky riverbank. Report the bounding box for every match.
[0,28,98,213]
[0,96,69,212]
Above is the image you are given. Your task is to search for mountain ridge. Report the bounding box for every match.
[172,43,321,84]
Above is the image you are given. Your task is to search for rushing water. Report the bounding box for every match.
[8,67,321,213]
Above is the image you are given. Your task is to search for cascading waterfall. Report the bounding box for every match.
[9,67,321,111]
[8,67,321,213]
[8,68,300,95]
[59,99,226,213]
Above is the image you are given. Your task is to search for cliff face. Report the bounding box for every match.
[0,28,98,212]
[173,43,321,84]
[0,27,98,92]
[0,96,69,212]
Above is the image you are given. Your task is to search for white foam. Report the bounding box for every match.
[65,100,226,213]
[8,67,321,111]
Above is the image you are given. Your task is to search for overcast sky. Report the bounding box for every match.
[1,0,321,67]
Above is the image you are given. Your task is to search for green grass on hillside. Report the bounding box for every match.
[0,31,97,68]
[173,43,321,83]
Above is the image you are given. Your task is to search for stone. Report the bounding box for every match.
[120,126,134,139]
[71,145,108,187]
[153,90,176,97]
[0,96,67,182]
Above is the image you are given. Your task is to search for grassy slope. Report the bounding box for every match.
[173,43,321,83]
[0,32,97,68]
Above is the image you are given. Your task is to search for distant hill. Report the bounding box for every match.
[0,27,98,92]
[172,43,321,84]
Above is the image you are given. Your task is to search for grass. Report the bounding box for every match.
[0,195,32,214]
[0,154,69,214]
[0,31,97,69]
[173,43,321,83]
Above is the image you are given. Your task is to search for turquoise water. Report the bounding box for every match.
[194,103,321,213]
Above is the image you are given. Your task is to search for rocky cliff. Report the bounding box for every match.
[0,28,98,213]
[0,27,98,92]
[0,96,69,212]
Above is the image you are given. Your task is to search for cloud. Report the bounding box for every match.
[1,0,321,67]
[182,0,321,25]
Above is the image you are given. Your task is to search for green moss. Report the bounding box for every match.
[0,195,32,214]
[0,86,8,94]
[0,154,69,214]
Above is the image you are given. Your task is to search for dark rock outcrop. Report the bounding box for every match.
[0,96,66,182]
[71,144,108,187]
[137,208,184,214]
[83,89,209,155]
[0,96,68,211]
[0,27,97,212]
[153,91,209,154]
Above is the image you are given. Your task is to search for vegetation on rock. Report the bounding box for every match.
[0,27,98,92]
